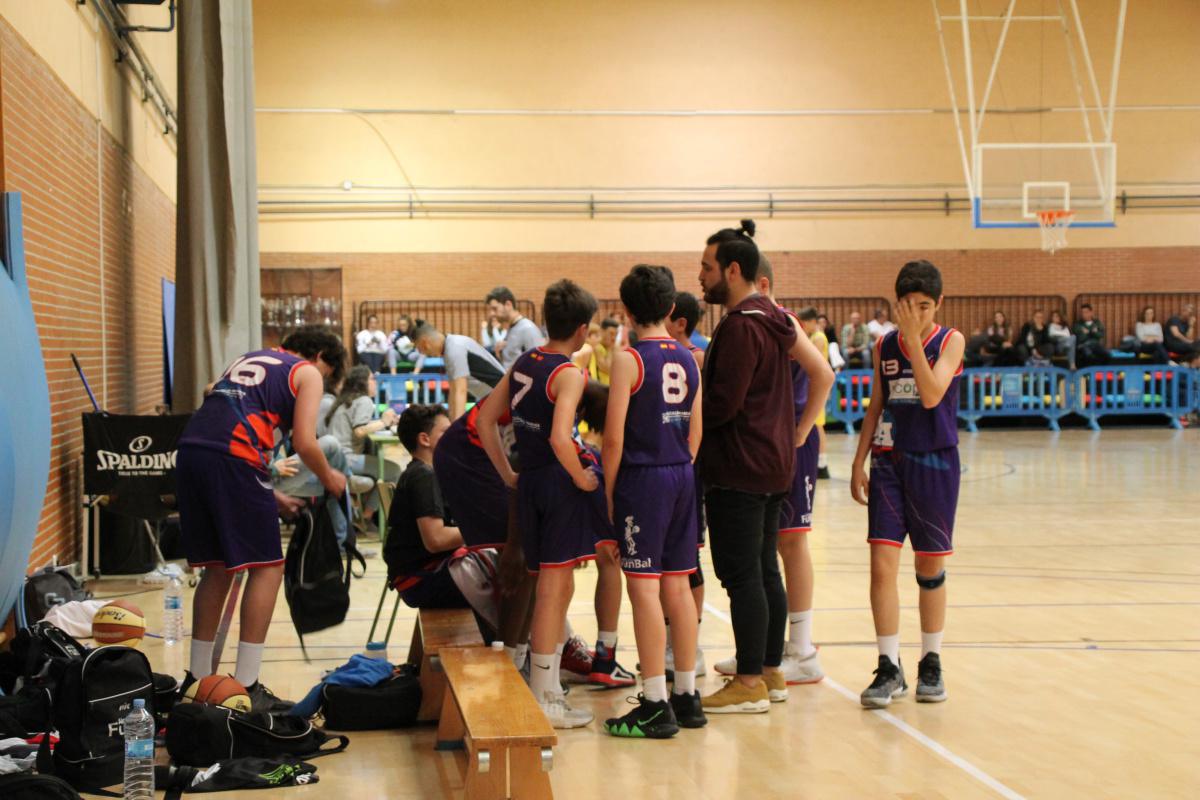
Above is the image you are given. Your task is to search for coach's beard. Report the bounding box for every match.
[702,276,729,306]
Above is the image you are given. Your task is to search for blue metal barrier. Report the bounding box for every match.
[828,369,873,433]
[376,373,449,411]
[1075,366,1192,430]
[958,367,1074,432]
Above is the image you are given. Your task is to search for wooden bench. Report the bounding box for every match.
[436,647,558,800]
[408,607,485,722]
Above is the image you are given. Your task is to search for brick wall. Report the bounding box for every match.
[1,19,176,570]
[263,245,1200,339]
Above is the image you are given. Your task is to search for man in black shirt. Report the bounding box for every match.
[1165,303,1200,367]
[384,405,498,629]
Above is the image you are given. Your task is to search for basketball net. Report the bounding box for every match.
[1036,210,1074,254]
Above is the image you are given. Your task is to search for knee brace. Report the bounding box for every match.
[689,563,705,589]
[916,570,946,590]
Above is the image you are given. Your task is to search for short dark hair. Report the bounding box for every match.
[1080,303,1093,311]
[670,291,702,335]
[281,325,347,384]
[757,254,774,289]
[600,317,620,331]
[798,306,819,322]
[485,286,515,306]
[579,380,608,433]
[411,323,438,343]
[619,264,676,326]
[706,219,760,281]
[398,404,447,453]
[543,279,598,340]
[895,259,944,300]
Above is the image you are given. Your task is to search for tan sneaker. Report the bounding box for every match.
[701,678,769,714]
[763,669,789,703]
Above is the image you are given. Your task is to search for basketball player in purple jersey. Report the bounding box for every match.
[664,291,707,675]
[714,258,834,685]
[177,326,348,711]
[851,260,964,707]
[476,279,603,729]
[601,265,704,738]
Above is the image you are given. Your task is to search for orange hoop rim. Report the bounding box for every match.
[1036,209,1075,226]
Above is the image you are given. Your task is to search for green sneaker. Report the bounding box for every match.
[604,694,679,739]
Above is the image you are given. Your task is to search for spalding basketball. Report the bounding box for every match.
[182,674,252,713]
[92,599,146,647]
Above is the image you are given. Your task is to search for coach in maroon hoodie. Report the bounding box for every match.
[698,220,808,714]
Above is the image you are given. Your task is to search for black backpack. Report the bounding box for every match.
[9,622,88,689]
[283,494,364,660]
[165,703,348,767]
[19,566,91,627]
[37,645,157,792]
[0,773,82,800]
[320,665,422,731]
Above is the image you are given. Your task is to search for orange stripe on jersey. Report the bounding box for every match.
[545,361,581,403]
[939,327,965,376]
[287,361,304,397]
[627,346,645,394]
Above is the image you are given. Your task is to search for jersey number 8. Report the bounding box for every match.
[662,363,688,404]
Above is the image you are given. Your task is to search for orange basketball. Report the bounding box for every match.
[92,599,146,647]
[183,674,252,712]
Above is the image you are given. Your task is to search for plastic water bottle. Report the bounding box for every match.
[163,575,184,646]
[122,698,154,799]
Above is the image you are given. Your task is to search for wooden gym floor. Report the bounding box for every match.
[114,428,1199,799]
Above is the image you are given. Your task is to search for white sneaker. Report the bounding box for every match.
[539,692,593,729]
[714,655,736,676]
[780,644,824,685]
[349,475,375,495]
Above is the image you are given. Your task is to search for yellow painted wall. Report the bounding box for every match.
[253,0,1200,253]
[0,0,176,199]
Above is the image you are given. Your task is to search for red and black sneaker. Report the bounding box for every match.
[588,641,636,688]
[560,635,594,684]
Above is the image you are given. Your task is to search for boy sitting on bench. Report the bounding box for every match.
[383,404,500,635]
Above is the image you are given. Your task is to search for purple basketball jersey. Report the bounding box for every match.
[876,326,963,452]
[509,347,583,471]
[780,307,809,421]
[179,349,306,469]
[622,338,699,467]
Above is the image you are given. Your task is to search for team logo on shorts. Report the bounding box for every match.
[623,515,640,556]
[804,475,814,513]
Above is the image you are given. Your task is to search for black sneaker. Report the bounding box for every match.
[916,653,947,703]
[669,690,707,729]
[817,466,831,480]
[177,670,197,702]
[859,655,907,708]
[604,694,679,739]
[247,681,295,714]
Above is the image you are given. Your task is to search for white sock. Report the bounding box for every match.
[233,641,264,688]
[505,643,529,669]
[189,639,214,678]
[598,630,617,649]
[673,670,695,695]
[643,674,668,703]
[563,619,575,639]
[876,634,900,667]
[530,652,557,699]
[921,631,944,659]
[788,610,816,657]
[818,453,828,468]
[552,641,565,681]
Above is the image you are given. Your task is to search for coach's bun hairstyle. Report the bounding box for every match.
[706,219,762,280]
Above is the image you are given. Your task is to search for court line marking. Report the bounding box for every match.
[701,601,1028,800]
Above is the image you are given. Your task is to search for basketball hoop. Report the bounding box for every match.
[1036,210,1075,254]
